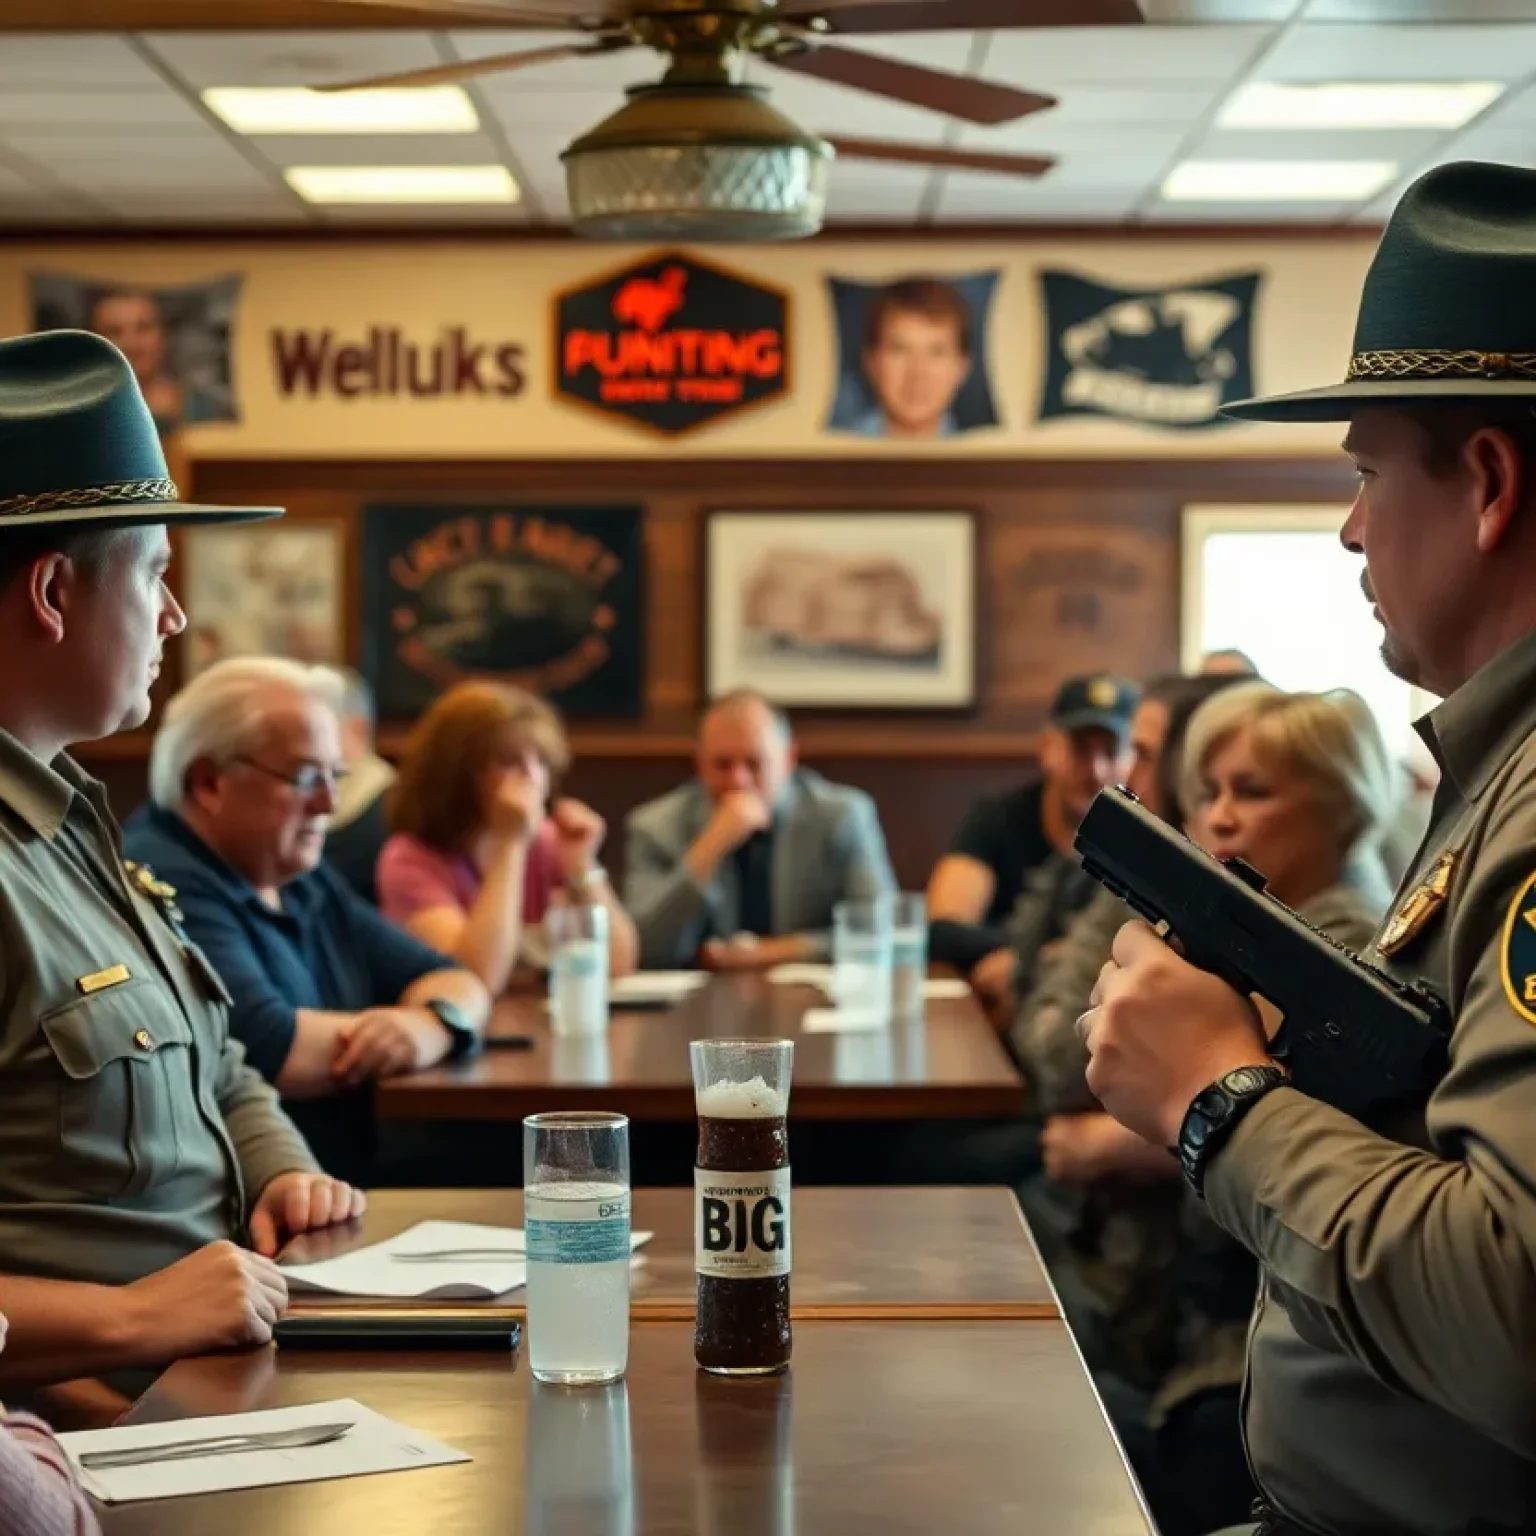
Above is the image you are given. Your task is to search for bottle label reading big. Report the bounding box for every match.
[694,1168,792,1279]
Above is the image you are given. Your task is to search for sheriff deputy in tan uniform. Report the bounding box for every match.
[1080,159,1536,1535]
[0,328,364,1392]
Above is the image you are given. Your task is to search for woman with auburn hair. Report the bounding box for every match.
[376,681,638,993]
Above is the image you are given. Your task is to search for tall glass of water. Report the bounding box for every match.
[832,895,894,1019]
[524,1111,631,1385]
[549,902,609,1037]
[889,892,928,1020]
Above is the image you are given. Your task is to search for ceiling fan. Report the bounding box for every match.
[312,0,1145,239]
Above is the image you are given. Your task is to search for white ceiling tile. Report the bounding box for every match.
[1260,24,1536,81]
[0,35,165,88]
[0,132,243,169]
[1021,84,1225,128]
[89,193,307,224]
[1304,0,1536,18]
[822,159,933,216]
[0,159,50,197]
[752,66,968,137]
[1144,0,1297,15]
[1191,126,1445,161]
[1471,80,1536,125]
[0,90,207,132]
[481,87,638,134]
[246,132,509,169]
[315,199,531,224]
[1427,123,1536,163]
[52,157,277,194]
[1143,196,1355,221]
[139,32,441,90]
[822,33,979,72]
[980,25,1275,86]
[957,122,1189,177]
[935,172,1146,219]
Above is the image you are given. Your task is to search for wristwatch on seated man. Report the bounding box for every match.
[1176,1063,1289,1196]
[423,997,482,1062]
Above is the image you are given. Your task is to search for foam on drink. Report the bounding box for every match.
[697,1077,787,1120]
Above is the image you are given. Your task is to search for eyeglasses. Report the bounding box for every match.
[230,757,349,796]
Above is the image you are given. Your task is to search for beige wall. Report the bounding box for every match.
[0,235,1374,460]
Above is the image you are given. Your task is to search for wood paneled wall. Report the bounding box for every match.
[78,454,1354,889]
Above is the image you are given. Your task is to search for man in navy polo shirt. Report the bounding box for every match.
[123,657,491,1185]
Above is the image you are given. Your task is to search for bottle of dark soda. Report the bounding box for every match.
[690,1038,793,1375]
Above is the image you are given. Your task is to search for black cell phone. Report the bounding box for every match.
[274,1310,522,1352]
[483,1033,536,1050]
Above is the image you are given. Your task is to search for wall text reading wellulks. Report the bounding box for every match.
[271,326,525,399]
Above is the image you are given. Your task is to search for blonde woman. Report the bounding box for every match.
[1017,681,1401,1536]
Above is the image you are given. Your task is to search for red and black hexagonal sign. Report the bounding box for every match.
[553,249,791,436]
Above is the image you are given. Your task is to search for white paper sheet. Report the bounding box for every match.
[920,977,973,1001]
[61,1398,468,1505]
[608,970,709,1006]
[800,1006,891,1033]
[280,1220,652,1300]
[771,966,971,1007]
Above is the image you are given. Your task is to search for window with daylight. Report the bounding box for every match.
[1180,505,1440,769]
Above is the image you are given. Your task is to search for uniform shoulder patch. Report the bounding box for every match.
[1499,870,1536,1024]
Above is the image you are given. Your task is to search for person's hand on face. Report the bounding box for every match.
[550,798,606,880]
[487,766,546,845]
[708,790,772,853]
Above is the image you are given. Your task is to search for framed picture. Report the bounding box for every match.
[360,503,645,721]
[179,521,344,679]
[705,510,977,709]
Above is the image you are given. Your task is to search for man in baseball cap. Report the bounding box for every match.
[927,672,1138,1021]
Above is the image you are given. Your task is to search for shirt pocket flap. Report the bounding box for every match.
[41,980,195,1081]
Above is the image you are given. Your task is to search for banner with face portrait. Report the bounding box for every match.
[824,271,1001,441]
[27,270,242,438]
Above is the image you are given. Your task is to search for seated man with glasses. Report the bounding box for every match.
[122,657,491,1186]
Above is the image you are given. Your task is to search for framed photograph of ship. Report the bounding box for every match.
[704,510,977,709]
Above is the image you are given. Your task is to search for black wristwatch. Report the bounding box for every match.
[423,998,482,1062]
[1176,1064,1289,1197]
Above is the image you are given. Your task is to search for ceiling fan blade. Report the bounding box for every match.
[827,135,1054,178]
[781,0,1143,32]
[314,40,621,92]
[315,0,609,22]
[768,42,1054,126]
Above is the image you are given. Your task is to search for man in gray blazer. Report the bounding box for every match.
[624,690,896,971]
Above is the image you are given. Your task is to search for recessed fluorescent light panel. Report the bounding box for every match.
[1220,80,1503,131]
[285,165,519,204]
[1162,159,1398,202]
[204,85,479,135]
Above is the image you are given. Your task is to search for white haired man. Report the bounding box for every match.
[122,656,491,1186]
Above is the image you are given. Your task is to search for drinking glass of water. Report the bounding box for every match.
[889,892,928,1020]
[524,1111,631,1385]
[832,895,894,1019]
[549,902,609,1037]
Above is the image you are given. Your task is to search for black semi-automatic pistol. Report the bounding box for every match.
[1073,785,1450,1120]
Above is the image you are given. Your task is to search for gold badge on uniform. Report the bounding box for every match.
[1377,849,1458,957]
[1087,677,1119,709]
[77,963,130,995]
[1500,870,1536,1025]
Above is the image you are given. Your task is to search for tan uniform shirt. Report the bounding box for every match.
[1206,626,1536,1535]
[0,732,318,1287]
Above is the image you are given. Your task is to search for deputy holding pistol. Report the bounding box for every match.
[1079,160,1536,1535]
[0,329,361,1391]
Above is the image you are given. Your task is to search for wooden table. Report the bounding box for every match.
[378,973,1023,1123]
[278,1186,1057,1321]
[105,1321,1152,1535]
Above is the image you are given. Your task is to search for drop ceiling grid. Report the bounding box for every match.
[0,18,1528,227]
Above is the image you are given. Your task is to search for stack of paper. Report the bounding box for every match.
[280,1220,652,1301]
[767,965,972,1006]
[60,1399,468,1504]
